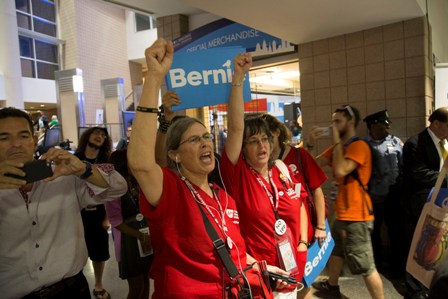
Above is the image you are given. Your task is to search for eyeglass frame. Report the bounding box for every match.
[244,135,272,146]
[178,132,214,146]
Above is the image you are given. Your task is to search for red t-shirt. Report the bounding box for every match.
[283,146,328,240]
[220,151,304,280]
[139,168,246,298]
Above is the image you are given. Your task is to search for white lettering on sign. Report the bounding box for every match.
[169,60,235,88]
[186,29,260,52]
[304,232,332,276]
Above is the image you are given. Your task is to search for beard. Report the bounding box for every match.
[87,141,101,150]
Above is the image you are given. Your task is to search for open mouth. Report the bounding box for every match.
[200,151,213,163]
[257,151,268,159]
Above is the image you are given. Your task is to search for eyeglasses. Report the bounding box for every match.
[344,105,355,119]
[92,130,107,138]
[245,136,271,146]
[179,133,214,146]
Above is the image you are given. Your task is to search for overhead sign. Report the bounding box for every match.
[173,18,295,56]
[165,47,251,111]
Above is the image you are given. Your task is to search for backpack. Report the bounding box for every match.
[343,136,374,215]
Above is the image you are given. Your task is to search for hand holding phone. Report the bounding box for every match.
[316,126,331,137]
[5,160,53,183]
[268,271,297,285]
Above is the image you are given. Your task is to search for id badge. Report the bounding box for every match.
[137,227,153,257]
[274,227,299,274]
[295,183,301,197]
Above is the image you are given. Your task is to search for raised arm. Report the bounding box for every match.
[225,53,252,164]
[128,38,173,207]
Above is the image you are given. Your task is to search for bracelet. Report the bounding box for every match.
[334,141,341,146]
[80,161,93,180]
[315,226,326,231]
[299,240,310,247]
[231,82,243,87]
[136,106,158,113]
[158,116,172,134]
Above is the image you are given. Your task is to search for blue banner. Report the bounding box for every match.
[303,219,335,286]
[165,47,251,111]
[427,187,448,207]
[173,18,294,55]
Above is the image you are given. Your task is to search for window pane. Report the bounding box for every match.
[17,12,31,29]
[135,13,151,32]
[33,17,56,36]
[21,58,35,78]
[151,16,157,28]
[16,0,30,13]
[35,40,57,63]
[32,0,55,22]
[37,62,58,80]
[19,36,34,58]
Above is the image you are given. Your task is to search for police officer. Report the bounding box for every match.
[363,110,405,278]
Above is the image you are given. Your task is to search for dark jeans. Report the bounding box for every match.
[22,271,91,299]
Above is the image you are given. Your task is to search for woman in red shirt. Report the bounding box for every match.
[220,52,308,299]
[128,38,284,299]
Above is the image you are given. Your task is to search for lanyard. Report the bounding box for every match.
[249,167,281,220]
[182,177,229,233]
[19,187,30,211]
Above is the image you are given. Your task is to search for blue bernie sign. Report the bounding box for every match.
[165,47,251,111]
[303,219,335,286]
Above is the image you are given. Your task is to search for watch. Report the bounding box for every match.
[80,161,93,179]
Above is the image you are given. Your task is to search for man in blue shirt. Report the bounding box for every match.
[363,110,405,278]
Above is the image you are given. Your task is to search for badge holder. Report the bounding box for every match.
[274,219,299,275]
[136,213,153,257]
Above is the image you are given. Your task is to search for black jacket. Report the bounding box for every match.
[402,128,445,219]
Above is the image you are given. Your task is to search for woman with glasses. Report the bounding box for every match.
[128,39,283,298]
[261,113,328,298]
[220,52,309,298]
[262,114,328,244]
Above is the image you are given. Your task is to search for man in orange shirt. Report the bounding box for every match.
[310,105,384,299]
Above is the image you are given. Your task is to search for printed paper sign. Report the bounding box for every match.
[303,219,335,286]
[165,47,251,111]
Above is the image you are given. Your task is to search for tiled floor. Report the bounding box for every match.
[83,233,405,298]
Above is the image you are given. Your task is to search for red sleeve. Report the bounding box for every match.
[298,147,328,189]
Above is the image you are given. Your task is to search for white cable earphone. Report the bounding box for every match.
[175,155,179,163]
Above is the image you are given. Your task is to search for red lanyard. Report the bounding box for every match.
[249,167,281,220]
[182,177,229,233]
[19,187,30,211]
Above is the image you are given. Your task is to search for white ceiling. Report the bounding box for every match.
[105,0,425,45]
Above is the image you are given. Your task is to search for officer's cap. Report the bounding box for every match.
[363,110,391,125]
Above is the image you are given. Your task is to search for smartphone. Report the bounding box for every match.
[6,160,53,183]
[316,126,331,137]
[268,271,298,285]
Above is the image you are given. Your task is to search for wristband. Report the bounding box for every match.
[299,240,310,247]
[315,226,326,231]
[157,114,172,134]
[231,82,243,87]
[80,161,93,180]
[136,106,158,113]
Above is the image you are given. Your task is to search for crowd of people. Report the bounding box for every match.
[1,37,448,299]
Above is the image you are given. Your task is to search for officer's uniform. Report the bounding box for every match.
[363,110,405,277]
